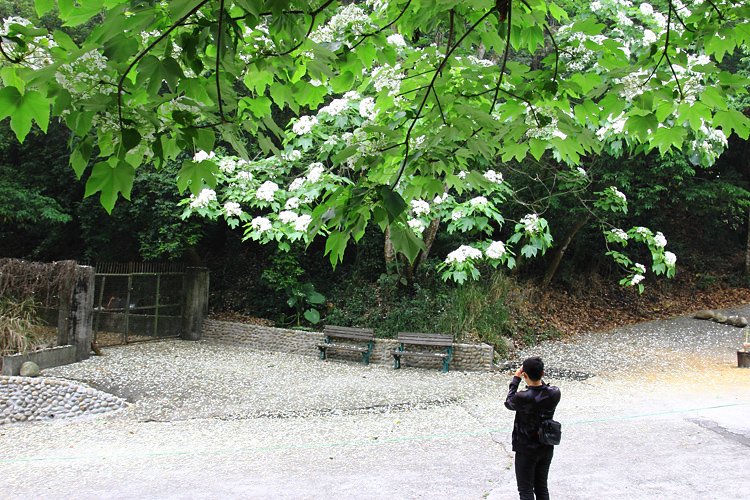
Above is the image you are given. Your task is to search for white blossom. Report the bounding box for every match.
[408,218,426,233]
[521,213,539,233]
[643,29,657,45]
[189,188,216,209]
[358,97,377,119]
[664,251,677,267]
[634,263,647,274]
[282,150,302,161]
[319,98,349,117]
[255,181,279,202]
[457,171,467,179]
[631,274,645,285]
[279,210,299,224]
[486,241,506,259]
[640,3,654,15]
[611,228,629,241]
[445,245,483,264]
[411,199,430,216]
[193,150,215,163]
[223,201,242,217]
[310,79,323,87]
[386,33,407,47]
[611,187,627,203]
[250,216,272,233]
[294,214,312,232]
[470,196,488,206]
[285,197,301,209]
[577,167,588,177]
[218,157,236,174]
[292,115,318,135]
[635,226,651,237]
[289,178,305,191]
[484,170,503,183]
[653,232,667,248]
[434,194,447,204]
[451,210,464,221]
[307,163,326,183]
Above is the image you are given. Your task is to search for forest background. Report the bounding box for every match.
[2,0,750,357]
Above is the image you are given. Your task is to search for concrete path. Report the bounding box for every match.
[1,309,749,500]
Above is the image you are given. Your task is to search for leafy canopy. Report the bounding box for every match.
[2,0,750,286]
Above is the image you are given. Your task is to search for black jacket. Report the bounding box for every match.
[504,376,561,452]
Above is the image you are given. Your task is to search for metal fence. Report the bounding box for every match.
[92,262,187,346]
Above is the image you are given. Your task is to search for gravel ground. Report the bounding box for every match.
[2,306,749,499]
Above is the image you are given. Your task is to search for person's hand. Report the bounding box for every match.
[514,366,524,378]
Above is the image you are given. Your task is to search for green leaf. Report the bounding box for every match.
[714,109,750,139]
[177,160,220,195]
[84,159,135,213]
[0,87,51,142]
[650,126,686,155]
[389,223,425,264]
[325,231,350,267]
[121,128,141,152]
[379,185,407,222]
[35,0,55,16]
[303,308,321,324]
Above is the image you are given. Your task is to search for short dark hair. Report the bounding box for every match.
[522,357,544,381]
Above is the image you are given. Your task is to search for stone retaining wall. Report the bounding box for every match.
[202,319,494,371]
[1,345,77,376]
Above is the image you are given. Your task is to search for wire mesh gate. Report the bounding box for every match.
[92,262,186,346]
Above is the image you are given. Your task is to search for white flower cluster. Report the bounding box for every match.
[408,218,426,233]
[189,188,216,209]
[653,231,667,248]
[386,33,407,47]
[611,187,627,203]
[282,150,302,161]
[664,251,677,267]
[634,263,647,274]
[470,196,488,206]
[484,170,503,184]
[224,201,242,217]
[307,163,326,183]
[293,115,318,135]
[445,245,483,264]
[241,23,275,58]
[309,4,374,46]
[277,211,313,232]
[486,241,506,259]
[2,17,56,70]
[55,50,115,99]
[371,64,402,95]
[410,199,430,216]
[193,150,215,162]
[251,216,272,233]
[319,98,350,117]
[631,274,645,285]
[358,97,378,120]
[521,214,539,233]
[610,228,629,240]
[286,197,300,209]
[255,181,279,202]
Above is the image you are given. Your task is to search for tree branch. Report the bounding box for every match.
[216,0,226,122]
[351,0,413,50]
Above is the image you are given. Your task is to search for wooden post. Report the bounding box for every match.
[181,267,209,341]
[69,266,95,361]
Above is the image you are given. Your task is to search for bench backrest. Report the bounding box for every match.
[397,332,453,346]
[323,325,375,341]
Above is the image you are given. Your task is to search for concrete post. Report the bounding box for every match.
[71,266,95,361]
[181,267,209,341]
[56,261,76,346]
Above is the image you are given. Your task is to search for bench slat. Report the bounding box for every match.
[392,350,448,359]
[318,343,369,353]
[323,325,374,341]
[397,332,453,346]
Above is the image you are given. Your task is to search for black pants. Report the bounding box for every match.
[514,447,554,500]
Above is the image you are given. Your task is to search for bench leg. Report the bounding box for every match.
[393,354,401,369]
[361,352,369,365]
[442,358,449,373]
[319,347,327,360]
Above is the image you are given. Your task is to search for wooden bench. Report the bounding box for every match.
[318,325,375,365]
[392,332,454,372]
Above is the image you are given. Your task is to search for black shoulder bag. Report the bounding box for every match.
[538,418,562,445]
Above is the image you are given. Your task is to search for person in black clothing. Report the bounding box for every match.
[505,356,561,500]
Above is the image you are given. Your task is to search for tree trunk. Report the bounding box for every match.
[416,218,441,269]
[745,206,750,275]
[384,225,396,268]
[542,214,591,286]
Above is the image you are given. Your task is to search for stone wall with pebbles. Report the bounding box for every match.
[202,319,494,371]
[0,376,126,425]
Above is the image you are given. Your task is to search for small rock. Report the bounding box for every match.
[713,313,728,323]
[19,362,40,377]
[693,310,715,320]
